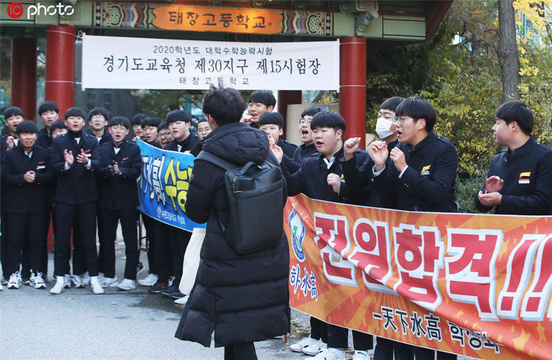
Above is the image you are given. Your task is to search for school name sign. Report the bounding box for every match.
[81,35,339,90]
[285,194,552,360]
[137,140,205,232]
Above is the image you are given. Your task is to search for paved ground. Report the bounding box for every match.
[1,236,475,360]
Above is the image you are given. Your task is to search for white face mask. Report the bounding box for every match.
[376,117,394,139]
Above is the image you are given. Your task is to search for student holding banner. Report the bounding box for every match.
[365,97,458,359]
[271,110,373,360]
[476,100,552,215]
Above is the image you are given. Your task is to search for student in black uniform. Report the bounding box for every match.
[97,116,142,291]
[131,113,147,142]
[476,100,552,215]
[87,107,112,145]
[156,121,173,148]
[3,121,54,289]
[196,118,212,141]
[342,96,412,360]
[281,106,322,174]
[245,90,276,128]
[367,97,458,360]
[259,111,298,158]
[142,116,161,146]
[271,110,373,360]
[49,107,104,295]
[148,110,197,299]
[36,101,59,149]
[1,106,23,285]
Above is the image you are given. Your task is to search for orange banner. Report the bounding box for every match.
[152,6,282,34]
[284,194,552,359]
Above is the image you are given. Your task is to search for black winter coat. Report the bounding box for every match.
[175,122,290,347]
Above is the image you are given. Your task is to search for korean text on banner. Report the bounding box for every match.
[81,34,339,90]
[137,140,205,232]
[285,194,552,360]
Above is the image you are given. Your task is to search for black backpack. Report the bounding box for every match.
[195,150,285,254]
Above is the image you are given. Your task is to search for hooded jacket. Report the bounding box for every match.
[175,122,290,347]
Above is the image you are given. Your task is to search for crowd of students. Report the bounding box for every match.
[1,88,551,360]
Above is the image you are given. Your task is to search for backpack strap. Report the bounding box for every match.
[196,150,237,171]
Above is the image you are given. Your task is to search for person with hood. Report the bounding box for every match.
[175,84,290,360]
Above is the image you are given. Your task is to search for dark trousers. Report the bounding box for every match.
[311,317,328,342]
[224,342,257,360]
[171,229,191,285]
[72,222,87,275]
[54,202,98,277]
[374,337,413,360]
[142,214,157,275]
[327,324,373,350]
[6,212,48,275]
[98,207,139,280]
[413,347,457,360]
[153,221,176,283]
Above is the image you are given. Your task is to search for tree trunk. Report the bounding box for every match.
[497,0,521,102]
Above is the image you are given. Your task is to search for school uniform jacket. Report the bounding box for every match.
[373,131,458,212]
[277,138,298,159]
[51,132,100,205]
[281,147,368,205]
[36,128,53,149]
[97,141,142,210]
[164,134,199,153]
[2,144,54,214]
[475,136,552,215]
[281,142,318,174]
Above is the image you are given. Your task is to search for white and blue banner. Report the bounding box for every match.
[137,140,205,232]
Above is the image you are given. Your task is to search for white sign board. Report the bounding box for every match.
[81,35,339,90]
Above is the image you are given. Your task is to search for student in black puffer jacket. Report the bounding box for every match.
[175,84,290,360]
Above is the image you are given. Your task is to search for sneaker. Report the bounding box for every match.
[117,279,136,291]
[50,277,65,295]
[138,273,158,287]
[160,284,179,297]
[7,272,22,289]
[148,281,168,294]
[71,274,85,288]
[63,274,72,288]
[90,277,104,295]
[311,348,347,360]
[303,339,327,355]
[30,272,47,289]
[174,295,189,305]
[290,337,318,353]
[0,277,7,286]
[81,272,91,285]
[137,262,147,277]
[352,350,370,360]
[100,276,119,288]
[0,282,3,290]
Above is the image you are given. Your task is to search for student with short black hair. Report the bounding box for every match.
[87,107,112,144]
[131,113,147,141]
[271,110,373,360]
[50,107,104,295]
[36,101,60,149]
[142,116,161,145]
[148,109,198,299]
[259,111,298,158]
[281,105,322,174]
[156,121,173,148]
[1,106,24,286]
[176,84,289,359]
[476,101,552,215]
[3,120,54,289]
[49,120,68,138]
[245,90,276,128]
[97,116,143,291]
[196,118,212,141]
[366,97,458,360]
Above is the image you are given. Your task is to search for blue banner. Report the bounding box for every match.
[137,140,205,232]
